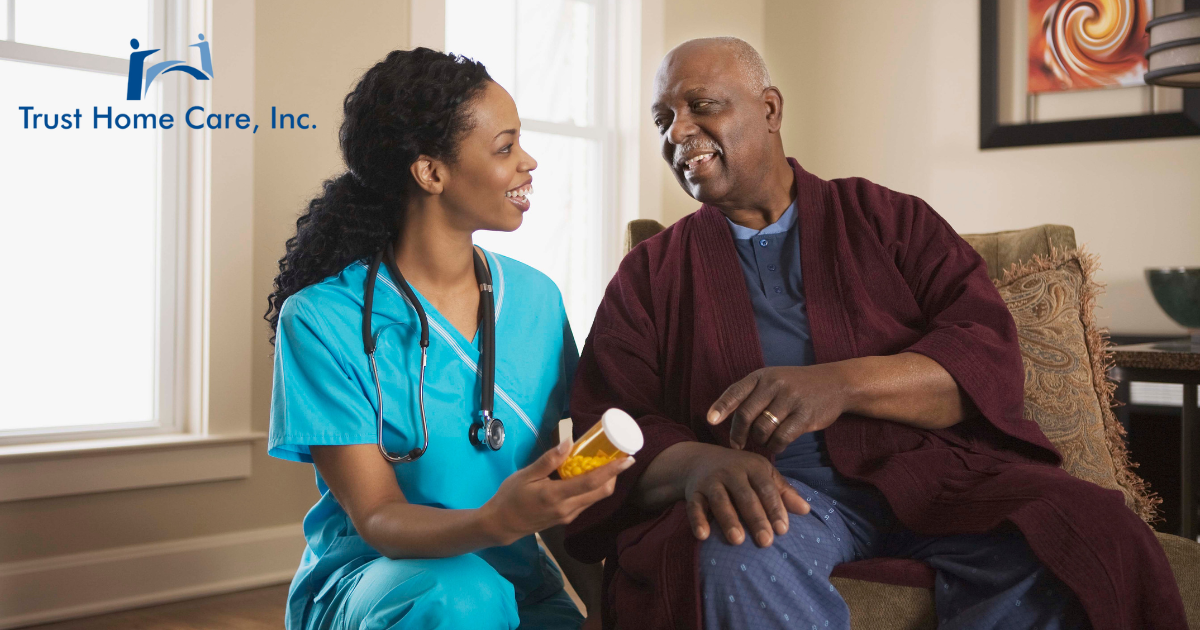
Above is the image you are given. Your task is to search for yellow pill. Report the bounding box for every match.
[561,452,624,479]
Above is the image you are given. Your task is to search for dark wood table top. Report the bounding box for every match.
[1111,341,1200,372]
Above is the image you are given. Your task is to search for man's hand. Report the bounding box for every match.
[707,365,850,453]
[681,444,809,547]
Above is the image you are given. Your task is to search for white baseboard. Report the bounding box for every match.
[0,523,305,629]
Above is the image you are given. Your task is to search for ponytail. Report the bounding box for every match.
[265,173,397,340]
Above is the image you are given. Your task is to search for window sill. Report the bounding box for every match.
[0,432,266,503]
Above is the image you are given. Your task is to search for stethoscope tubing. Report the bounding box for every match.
[369,348,430,463]
[363,242,499,463]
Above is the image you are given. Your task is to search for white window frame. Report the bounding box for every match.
[0,0,187,445]
[0,0,262,501]
[415,0,643,303]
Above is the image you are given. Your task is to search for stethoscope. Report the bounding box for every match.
[361,242,504,463]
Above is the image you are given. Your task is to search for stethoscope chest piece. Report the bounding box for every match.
[470,412,505,451]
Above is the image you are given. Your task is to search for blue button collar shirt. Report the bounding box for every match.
[726,199,829,469]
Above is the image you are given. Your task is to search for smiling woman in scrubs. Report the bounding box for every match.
[264,48,631,630]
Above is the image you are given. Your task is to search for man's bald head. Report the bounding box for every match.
[663,37,771,92]
[651,37,788,210]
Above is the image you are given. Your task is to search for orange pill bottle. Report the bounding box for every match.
[558,408,644,479]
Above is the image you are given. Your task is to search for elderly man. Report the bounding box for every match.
[563,38,1185,630]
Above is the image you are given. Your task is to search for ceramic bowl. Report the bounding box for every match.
[1145,267,1200,343]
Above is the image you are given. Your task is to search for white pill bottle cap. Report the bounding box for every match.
[600,408,643,455]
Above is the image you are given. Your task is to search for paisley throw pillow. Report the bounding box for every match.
[995,249,1157,523]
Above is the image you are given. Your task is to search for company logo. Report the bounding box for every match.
[126,34,213,100]
[18,33,315,134]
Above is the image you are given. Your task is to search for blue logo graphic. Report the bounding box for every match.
[126,34,213,100]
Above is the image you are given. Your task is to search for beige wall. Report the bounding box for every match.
[249,0,416,538]
[0,0,412,566]
[252,0,411,508]
[763,0,1200,335]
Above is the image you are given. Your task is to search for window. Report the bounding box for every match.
[0,0,188,444]
[445,0,615,343]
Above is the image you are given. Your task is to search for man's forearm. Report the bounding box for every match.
[837,352,971,430]
[634,353,965,514]
[632,441,706,512]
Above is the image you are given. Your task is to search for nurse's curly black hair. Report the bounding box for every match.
[265,48,492,341]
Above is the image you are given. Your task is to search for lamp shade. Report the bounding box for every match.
[1145,10,1200,88]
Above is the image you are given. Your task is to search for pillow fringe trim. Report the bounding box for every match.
[996,244,1161,524]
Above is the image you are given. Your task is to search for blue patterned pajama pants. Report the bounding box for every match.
[699,467,1090,630]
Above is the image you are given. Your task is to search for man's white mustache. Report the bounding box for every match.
[673,140,721,167]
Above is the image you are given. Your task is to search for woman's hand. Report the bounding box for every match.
[707,365,850,453]
[482,441,636,547]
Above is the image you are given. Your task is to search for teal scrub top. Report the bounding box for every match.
[268,249,579,628]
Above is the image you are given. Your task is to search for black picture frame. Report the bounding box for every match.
[980,0,1200,149]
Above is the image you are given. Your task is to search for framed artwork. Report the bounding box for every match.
[981,0,1200,148]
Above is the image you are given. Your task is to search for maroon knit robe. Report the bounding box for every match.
[565,159,1185,629]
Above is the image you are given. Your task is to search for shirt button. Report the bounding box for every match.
[768,264,777,272]
[774,286,782,294]
[759,238,769,247]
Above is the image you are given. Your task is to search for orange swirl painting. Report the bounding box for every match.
[1028,0,1152,93]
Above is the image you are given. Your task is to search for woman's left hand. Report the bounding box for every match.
[706,364,850,453]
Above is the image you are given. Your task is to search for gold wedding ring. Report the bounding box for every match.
[762,410,780,426]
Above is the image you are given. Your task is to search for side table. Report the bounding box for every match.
[1110,342,1200,541]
